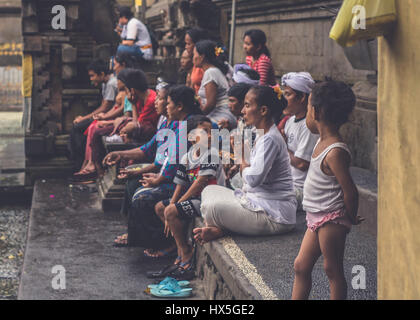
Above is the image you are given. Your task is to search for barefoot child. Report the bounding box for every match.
[292,81,364,300]
[154,116,225,279]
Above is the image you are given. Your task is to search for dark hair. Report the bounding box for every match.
[117,68,148,91]
[115,52,139,69]
[238,67,260,81]
[187,115,212,134]
[168,85,202,115]
[186,27,208,44]
[119,6,133,19]
[228,83,252,102]
[88,59,110,75]
[244,29,271,58]
[248,85,285,121]
[195,40,229,75]
[310,81,356,127]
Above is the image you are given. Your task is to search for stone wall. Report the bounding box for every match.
[215,0,374,83]
[214,0,378,172]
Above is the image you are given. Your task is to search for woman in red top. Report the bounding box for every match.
[90,68,159,177]
[185,28,208,93]
[243,29,276,86]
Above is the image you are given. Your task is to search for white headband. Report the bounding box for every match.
[281,72,315,94]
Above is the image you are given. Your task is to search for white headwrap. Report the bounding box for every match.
[281,72,315,94]
[233,64,260,86]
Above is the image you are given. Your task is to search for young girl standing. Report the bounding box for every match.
[292,81,364,300]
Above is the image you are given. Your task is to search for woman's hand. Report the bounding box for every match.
[73,115,84,124]
[93,113,106,120]
[110,117,126,136]
[117,168,141,180]
[218,119,230,130]
[139,175,159,188]
[227,164,240,179]
[102,152,121,167]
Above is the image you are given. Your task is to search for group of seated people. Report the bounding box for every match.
[67,7,362,299]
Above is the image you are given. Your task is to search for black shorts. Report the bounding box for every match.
[162,198,202,220]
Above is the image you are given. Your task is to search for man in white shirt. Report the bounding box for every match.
[281,72,319,210]
[116,6,153,61]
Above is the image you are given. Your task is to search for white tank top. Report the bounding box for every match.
[302,140,351,213]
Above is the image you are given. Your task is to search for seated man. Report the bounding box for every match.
[281,72,319,210]
[116,6,153,62]
[69,59,118,172]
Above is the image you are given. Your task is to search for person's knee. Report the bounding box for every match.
[293,256,312,276]
[155,201,165,216]
[164,205,178,222]
[323,260,342,280]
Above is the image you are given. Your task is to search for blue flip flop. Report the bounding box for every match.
[150,279,192,298]
[147,277,190,290]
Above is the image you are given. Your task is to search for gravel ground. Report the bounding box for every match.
[0,206,29,300]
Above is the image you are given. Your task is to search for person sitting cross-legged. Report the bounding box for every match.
[193,85,297,244]
[153,116,225,279]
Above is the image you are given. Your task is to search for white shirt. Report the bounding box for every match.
[239,125,297,225]
[121,18,153,60]
[285,116,319,190]
[302,141,351,213]
[198,67,237,128]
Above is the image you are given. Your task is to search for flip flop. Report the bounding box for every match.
[147,277,190,290]
[150,281,192,298]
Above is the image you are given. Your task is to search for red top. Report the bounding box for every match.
[191,66,204,94]
[136,89,159,139]
[246,54,276,86]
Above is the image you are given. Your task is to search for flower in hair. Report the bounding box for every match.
[215,46,224,57]
[273,85,283,100]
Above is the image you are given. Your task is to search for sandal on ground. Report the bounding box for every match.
[113,233,129,247]
[150,282,192,298]
[147,277,190,290]
[143,247,177,259]
[146,263,180,279]
[168,257,195,281]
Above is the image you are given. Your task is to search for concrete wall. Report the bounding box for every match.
[222,0,374,83]
[378,0,420,299]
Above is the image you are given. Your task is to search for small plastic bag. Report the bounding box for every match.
[330,0,397,47]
